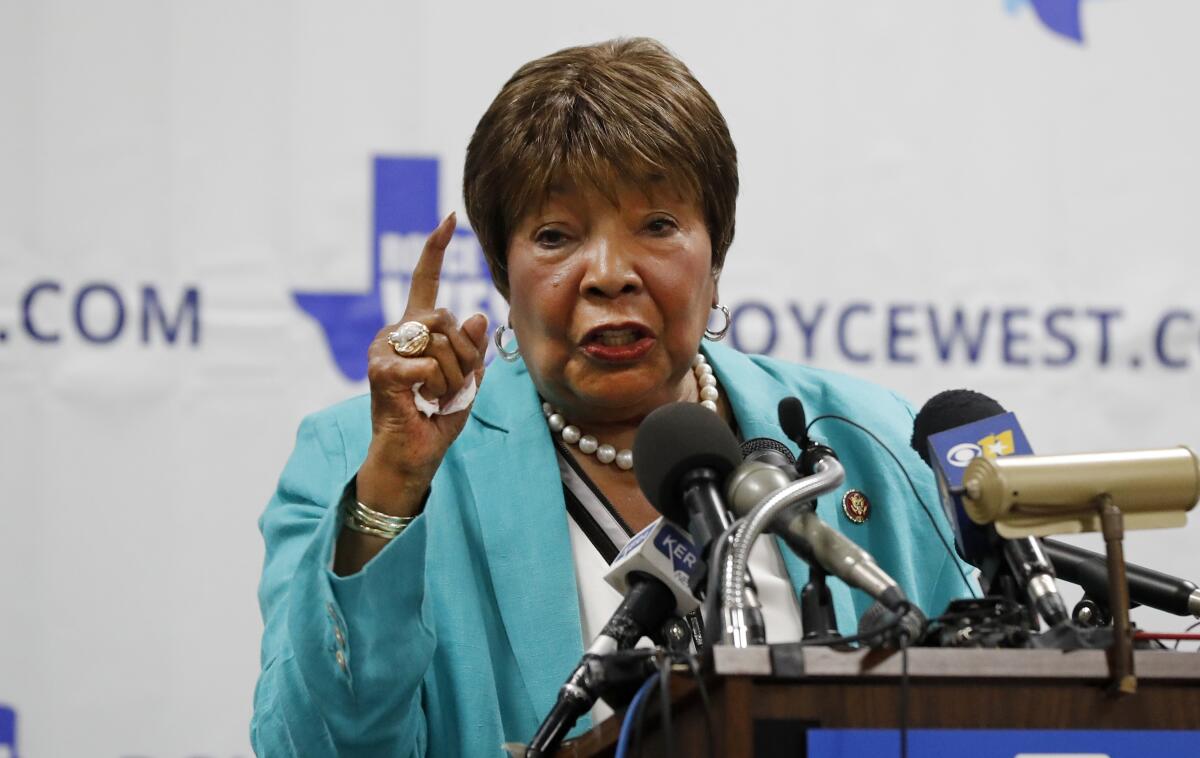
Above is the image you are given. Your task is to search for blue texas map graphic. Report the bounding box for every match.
[294,157,505,382]
[1007,0,1088,42]
[1,704,17,758]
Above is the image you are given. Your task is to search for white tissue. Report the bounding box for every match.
[411,373,478,418]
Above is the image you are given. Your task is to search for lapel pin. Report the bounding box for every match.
[842,489,870,524]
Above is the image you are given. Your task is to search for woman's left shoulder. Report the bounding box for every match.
[708,343,916,425]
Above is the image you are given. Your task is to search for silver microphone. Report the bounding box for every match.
[726,453,909,612]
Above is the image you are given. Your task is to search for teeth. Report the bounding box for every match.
[596,329,638,347]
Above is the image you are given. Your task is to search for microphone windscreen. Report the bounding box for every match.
[633,402,743,523]
[740,436,796,468]
[857,600,927,648]
[777,397,807,444]
[910,389,1006,464]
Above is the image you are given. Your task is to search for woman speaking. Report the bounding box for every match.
[253,38,971,756]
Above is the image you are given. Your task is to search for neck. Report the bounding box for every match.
[589,371,697,429]
[546,362,732,459]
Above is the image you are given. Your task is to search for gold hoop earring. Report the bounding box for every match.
[704,304,731,341]
[493,324,521,362]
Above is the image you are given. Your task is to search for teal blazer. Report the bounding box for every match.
[252,342,974,757]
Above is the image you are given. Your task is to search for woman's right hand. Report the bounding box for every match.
[354,211,490,521]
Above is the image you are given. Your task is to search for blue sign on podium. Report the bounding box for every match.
[809,728,1200,758]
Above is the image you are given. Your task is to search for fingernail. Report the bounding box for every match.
[442,210,456,228]
[472,312,488,327]
[434,212,457,245]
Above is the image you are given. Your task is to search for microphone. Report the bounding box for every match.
[912,390,1070,628]
[778,396,809,448]
[726,471,910,612]
[740,436,797,470]
[525,518,701,757]
[961,447,1200,537]
[729,435,835,638]
[720,400,852,646]
[1042,538,1200,619]
[633,402,743,558]
[728,425,910,614]
[778,396,832,479]
[857,600,928,648]
[910,389,1008,567]
[724,438,799,516]
[605,517,703,615]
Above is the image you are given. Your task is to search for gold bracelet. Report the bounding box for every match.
[343,499,415,539]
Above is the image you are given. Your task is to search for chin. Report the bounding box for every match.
[574,369,677,413]
[553,348,693,414]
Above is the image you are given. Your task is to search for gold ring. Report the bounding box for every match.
[386,321,431,357]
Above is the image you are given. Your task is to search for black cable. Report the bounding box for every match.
[1175,620,1200,651]
[807,414,978,598]
[606,650,712,757]
[899,636,910,758]
[659,655,673,758]
[682,653,716,758]
[795,601,910,649]
[703,524,731,651]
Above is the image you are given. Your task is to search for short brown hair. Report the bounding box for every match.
[463,37,738,298]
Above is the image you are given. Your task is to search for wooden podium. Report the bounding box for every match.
[558,647,1200,757]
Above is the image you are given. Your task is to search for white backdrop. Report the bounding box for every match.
[3,1,1199,755]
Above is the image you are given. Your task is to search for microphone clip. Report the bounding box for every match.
[795,444,837,513]
[798,443,837,476]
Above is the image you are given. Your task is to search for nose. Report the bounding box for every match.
[579,236,642,299]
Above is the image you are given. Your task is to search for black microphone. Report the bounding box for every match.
[525,576,675,757]
[1043,538,1200,619]
[635,402,761,645]
[526,516,706,758]
[911,390,1070,628]
[857,599,928,648]
[633,402,743,560]
[778,396,809,448]
[910,389,1006,569]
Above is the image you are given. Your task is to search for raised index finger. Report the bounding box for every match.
[407,211,457,313]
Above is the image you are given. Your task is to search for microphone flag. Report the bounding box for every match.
[926,411,1033,564]
[605,517,703,613]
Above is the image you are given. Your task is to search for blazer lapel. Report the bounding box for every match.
[461,358,588,725]
[705,343,859,635]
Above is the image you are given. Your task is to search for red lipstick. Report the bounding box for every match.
[581,323,656,363]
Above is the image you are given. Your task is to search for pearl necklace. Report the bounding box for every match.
[542,353,720,471]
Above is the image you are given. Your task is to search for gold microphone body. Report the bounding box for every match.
[961,447,1200,537]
